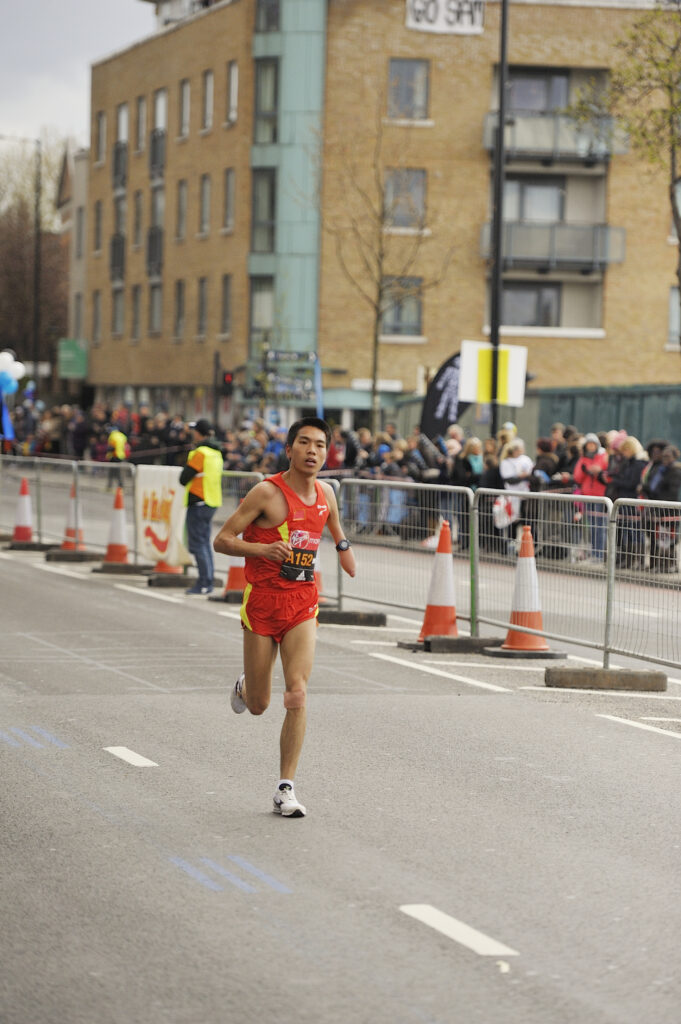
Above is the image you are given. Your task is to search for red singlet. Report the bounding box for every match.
[240,473,330,641]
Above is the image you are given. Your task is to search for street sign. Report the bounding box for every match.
[265,349,317,364]
[406,0,484,34]
[57,339,88,380]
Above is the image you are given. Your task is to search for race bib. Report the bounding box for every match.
[279,529,320,582]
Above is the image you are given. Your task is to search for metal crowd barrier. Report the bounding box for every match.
[2,458,679,669]
[335,479,681,671]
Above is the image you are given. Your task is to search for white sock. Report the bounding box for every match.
[278,778,294,789]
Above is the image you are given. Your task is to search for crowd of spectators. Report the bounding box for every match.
[4,401,681,569]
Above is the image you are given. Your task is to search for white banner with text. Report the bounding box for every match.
[406,0,485,35]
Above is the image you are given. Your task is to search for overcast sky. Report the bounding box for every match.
[0,0,156,146]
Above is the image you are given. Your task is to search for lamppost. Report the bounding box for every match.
[0,134,41,398]
[488,0,509,440]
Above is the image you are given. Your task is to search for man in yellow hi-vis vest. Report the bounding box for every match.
[179,419,223,595]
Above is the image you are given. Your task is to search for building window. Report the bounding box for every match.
[131,284,141,342]
[136,96,147,152]
[197,277,208,337]
[249,276,274,357]
[507,68,569,114]
[74,293,83,339]
[381,277,423,336]
[93,200,103,252]
[502,282,561,327]
[149,283,162,334]
[151,185,165,229]
[226,60,238,123]
[174,279,185,339]
[75,206,85,259]
[223,168,235,231]
[176,179,187,240]
[221,274,232,335]
[201,70,214,131]
[153,88,168,130]
[116,103,129,143]
[114,194,127,236]
[387,59,429,120]
[254,59,278,144]
[255,0,279,31]
[95,111,106,163]
[179,79,190,137]
[251,169,276,253]
[199,173,211,234]
[504,176,565,222]
[92,290,101,344]
[133,190,143,247]
[112,287,125,336]
[669,287,680,349]
[385,168,426,228]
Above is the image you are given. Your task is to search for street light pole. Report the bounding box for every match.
[489,0,510,440]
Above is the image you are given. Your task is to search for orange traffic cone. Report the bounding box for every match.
[484,526,564,659]
[222,554,247,595]
[418,519,458,641]
[13,477,33,543]
[152,559,182,574]
[103,486,129,564]
[60,483,85,551]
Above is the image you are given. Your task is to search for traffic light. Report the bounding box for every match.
[221,369,234,397]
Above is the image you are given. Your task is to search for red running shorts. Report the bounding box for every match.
[240,583,319,644]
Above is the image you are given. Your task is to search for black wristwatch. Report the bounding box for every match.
[336,539,351,552]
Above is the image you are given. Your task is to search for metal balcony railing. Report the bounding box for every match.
[483,112,628,164]
[112,141,128,190]
[109,233,126,281]
[146,226,164,277]
[480,221,626,272]
[149,128,166,179]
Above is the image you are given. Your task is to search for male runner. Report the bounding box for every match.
[213,417,356,817]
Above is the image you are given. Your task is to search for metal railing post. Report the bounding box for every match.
[602,498,616,669]
[470,488,479,637]
[35,458,43,544]
[72,460,80,547]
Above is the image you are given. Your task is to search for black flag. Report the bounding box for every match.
[419,352,469,439]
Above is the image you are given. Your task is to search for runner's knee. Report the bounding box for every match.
[283,688,306,710]
[248,694,270,716]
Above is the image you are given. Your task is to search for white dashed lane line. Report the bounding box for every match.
[115,583,184,604]
[400,904,519,957]
[104,746,159,767]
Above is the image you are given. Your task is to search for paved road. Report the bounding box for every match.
[2,548,681,1024]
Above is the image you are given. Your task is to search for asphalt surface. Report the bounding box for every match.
[2,548,681,1024]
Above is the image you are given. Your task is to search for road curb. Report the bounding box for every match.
[545,667,667,691]
[424,636,504,653]
[318,609,387,626]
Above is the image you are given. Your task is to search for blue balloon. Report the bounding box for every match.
[0,371,18,395]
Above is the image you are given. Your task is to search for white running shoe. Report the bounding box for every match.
[230,673,247,714]
[273,783,306,818]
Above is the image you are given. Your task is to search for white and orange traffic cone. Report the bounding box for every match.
[103,486,129,564]
[485,525,564,659]
[60,483,85,551]
[13,477,33,543]
[418,519,458,641]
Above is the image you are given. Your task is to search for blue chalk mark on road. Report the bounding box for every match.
[0,731,22,748]
[29,727,70,749]
[199,858,258,894]
[227,855,293,894]
[9,728,44,748]
[168,856,223,892]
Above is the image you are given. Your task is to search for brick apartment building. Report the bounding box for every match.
[83,0,681,433]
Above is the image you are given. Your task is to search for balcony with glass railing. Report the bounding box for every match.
[480,221,626,272]
[483,112,627,164]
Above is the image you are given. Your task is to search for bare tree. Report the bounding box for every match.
[570,0,681,343]
[322,100,456,433]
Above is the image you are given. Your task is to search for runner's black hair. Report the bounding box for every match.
[286,417,331,449]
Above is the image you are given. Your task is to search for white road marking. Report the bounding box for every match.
[34,563,88,580]
[667,678,681,687]
[567,655,622,668]
[104,746,159,766]
[370,653,511,693]
[523,686,681,701]
[351,640,404,646]
[424,661,544,672]
[597,715,681,739]
[400,905,519,957]
[115,583,183,604]
[641,717,681,722]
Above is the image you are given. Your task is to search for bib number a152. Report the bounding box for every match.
[279,529,319,583]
